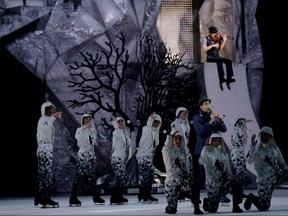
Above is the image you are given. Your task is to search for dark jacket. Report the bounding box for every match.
[192,110,227,155]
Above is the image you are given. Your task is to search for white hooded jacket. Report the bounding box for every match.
[111,117,131,163]
[199,133,231,184]
[247,126,288,184]
[162,133,189,184]
[136,114,162,161]
[36,101,57,154]
[75,114,97,159]
[171,107,190,148]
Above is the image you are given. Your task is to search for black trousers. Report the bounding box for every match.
[207,56,234,81]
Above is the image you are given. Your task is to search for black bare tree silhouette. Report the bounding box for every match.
[67,32,134,132]
[135,34,198,144]
[66,32,199,182]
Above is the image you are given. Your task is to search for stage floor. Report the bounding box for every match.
[1,188,287,215]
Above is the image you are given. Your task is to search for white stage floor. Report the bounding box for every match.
[0,189,288,215]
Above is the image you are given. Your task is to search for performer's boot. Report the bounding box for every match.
[138,186,145,202]
[244,193,254,210]
[165,206,177,214]
[46,197,59,208]
[146,193,158,202]
[144,185,158,203]
[193,204,203,215]
[69,184,81,207]
[110,190,123,205]
[34,191,40,206]
[44,192,59,208]
[202,197,209,212]
[34,191,46,207]
[119,187,128,203]
[110,184,126,205]
[92,185,105,204]
[244,193,264,211]
[232,203,243,213]
[232,189,243,213]
[227,77,236,83]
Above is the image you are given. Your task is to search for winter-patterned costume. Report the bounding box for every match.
[199,133,233,213]
[35,101,60,207]
[110,117,131,204]
[171,107,202,214]
[244,126,288,211]
[69,114,104,206]
[230,116,249,212]
[136,113,162,203]
[171,107,193,182]
[162,132,190,214]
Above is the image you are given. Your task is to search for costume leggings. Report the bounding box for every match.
[74,154,96,187]
[254,181,274,211]
[138,157,154,187]
[37,151,53,193]
[111,157,129,188]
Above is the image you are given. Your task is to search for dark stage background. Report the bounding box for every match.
[0,0,286,196]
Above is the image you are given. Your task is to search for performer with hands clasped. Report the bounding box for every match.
[109,115,133,205]
[69,114,105,207]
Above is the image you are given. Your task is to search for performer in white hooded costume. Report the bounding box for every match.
[171,107,203,215]
[230,116,250,213]
[171,107,190,147]
[162,130,189,214]
[69,114,105,206]
[35,101,62,208]
[199,133,235,213]
[244,126,288,211]
[162,130,202,215]
[136,112,162,203]
[110,116,131,204]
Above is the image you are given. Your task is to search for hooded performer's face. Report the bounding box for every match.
[211,137,222,149]
[117,119,124,129]
[178,110,188,120]
[152,120,161,128]
[44,105,54,116]
[261,132,272,148]
[82,115,92,127]
[172,135,182,148]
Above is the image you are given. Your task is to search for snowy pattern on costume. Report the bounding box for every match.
[37,149,53,192]
[199,134,232,213]
[162,135,189,212]
[171,107,194,185]
[36,102,57,194]
[230,116,248,186]
[73,114,98,187]
[246,126,288,211]
[111,156,130,187]
[74,155,96,185]
[138,157,154,186]
[111,117,131,188]
[137,114,162,187]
